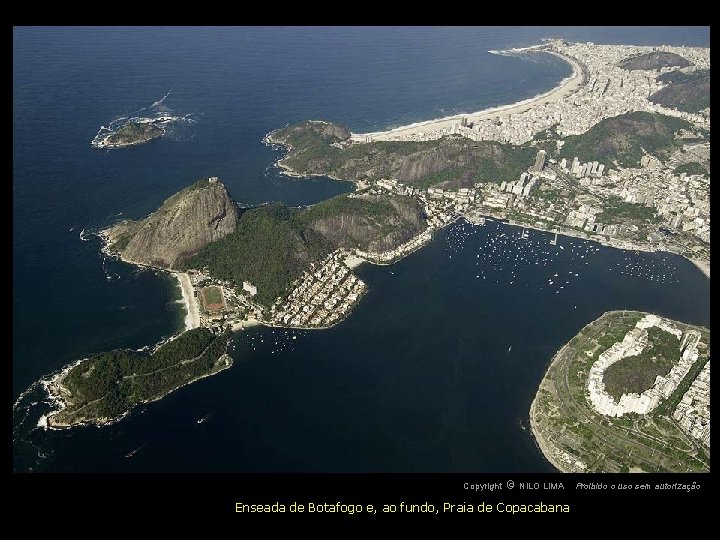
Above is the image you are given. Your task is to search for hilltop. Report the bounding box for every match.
[269,120,536,189]
[650,70,710,113]
[103,178,239,269]
[559,111,697,168]
[185,193,426,306]
[618,51,692,71]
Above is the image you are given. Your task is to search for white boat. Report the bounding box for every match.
[125,445,144,458]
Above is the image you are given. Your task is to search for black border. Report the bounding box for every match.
[10,24,715,522]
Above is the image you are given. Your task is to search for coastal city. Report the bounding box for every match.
[17,26,709,480]
[166,37,710,475]
[178,252,368,331]
[673,361,710,448]
[352,40,709,145]
[348,40,710,271]
[531,310,709,473]
[586,314,699,419]
[178,147,708,333]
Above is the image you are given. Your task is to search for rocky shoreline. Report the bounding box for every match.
[41,339,232,430]
[263,130,354,185]
[264,128,709,281]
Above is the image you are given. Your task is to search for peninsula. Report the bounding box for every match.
[42,38,710,431]
[530,311,709,472]
[91,40,711,339]
[44,328,231,428]
[266,40,710,278]
[104,175,426,330]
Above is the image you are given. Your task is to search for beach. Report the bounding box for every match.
[176,272,201,330]
[350,48,584,142]
[690,258,710,279]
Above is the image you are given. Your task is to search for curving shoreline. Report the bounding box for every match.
[689,258,710,279]
[496,215,710,281]
[529,310,710,472]
[349,47,584,142]
[529,311,624,472]
[98,228,203,331]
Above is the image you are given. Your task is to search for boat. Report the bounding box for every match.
[125,444,145,458]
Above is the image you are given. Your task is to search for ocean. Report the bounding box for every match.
[13,26,710,472]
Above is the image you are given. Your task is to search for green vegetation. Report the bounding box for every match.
[657,70,702,84]
[673,162,707,176]
[302,194,426,253]
[106,220,139,252]
[560,111,695,167]
[106,121,163,146]
[186,204,332,306]
[271,121,536,189]
[602,326,681,399]
[186,193,426,306]
[413,165,470,190]
[202,286,223,306]
[273,120,351,148]
[299,195,396,223]
[619,52,692,71]
[651,70,709,113]
[537,186,570,205]
[110,234,131,251]
[530,311,710,473]
[595,195,659,224]
[50,328,230,426]
[531,124,563,155]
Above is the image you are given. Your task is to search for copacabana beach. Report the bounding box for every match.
[350,49,583,142]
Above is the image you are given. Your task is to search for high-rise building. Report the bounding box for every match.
[534,150,546,172]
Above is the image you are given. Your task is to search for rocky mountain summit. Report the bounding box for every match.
[104,177,239,269]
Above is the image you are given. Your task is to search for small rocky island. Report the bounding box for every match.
[94,120,164,149]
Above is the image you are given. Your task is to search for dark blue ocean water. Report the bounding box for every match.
[13,26,709,472]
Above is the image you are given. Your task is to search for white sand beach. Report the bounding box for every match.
[176,272,201,330]
[350,49,583,142]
